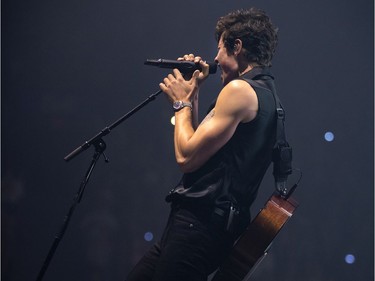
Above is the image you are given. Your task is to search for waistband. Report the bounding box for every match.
[170,200,250,235]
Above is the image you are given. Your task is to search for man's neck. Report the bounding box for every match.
[238,64,259,76]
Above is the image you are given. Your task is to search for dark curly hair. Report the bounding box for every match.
[215,8,278,66]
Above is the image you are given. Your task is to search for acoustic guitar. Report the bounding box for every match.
[211,193,299,281]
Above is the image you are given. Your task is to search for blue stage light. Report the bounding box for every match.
[345,254,355,264]
[144,232,154,242]
[324,131,335,142]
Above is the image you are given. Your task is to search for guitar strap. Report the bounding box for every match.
[242,71,293,197]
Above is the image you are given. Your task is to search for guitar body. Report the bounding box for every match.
[211,193,299,281]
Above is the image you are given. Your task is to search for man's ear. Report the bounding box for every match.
[233,39,243,55]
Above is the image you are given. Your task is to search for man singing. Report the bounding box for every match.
[126,7,279,281]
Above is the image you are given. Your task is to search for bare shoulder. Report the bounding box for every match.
[222,79,256,97]
[215,79,258,123]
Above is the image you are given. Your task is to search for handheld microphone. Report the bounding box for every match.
[144,59,217,74]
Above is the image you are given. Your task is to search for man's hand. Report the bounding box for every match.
[159,68,199,103]
[177,54,210,86]
[159,54,209,103]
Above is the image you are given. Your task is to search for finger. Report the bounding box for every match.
[194,56,202,64]
[173,68,183,79]
[159,82,167,92]
[167,73,175,81]
[191,70,200,82]
[199,59,210,76]
[163,76,173,87]
[182,54,195,61]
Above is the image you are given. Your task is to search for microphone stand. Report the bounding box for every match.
[36,89,163,281]
[64,89,162,161]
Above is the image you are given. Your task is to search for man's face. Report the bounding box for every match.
[214,36,238,86]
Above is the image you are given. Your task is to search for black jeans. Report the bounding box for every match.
[125,204,245,281]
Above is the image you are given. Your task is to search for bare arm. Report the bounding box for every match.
[161,69,258,173]
[173,80,258,172]
[191,92,199,129]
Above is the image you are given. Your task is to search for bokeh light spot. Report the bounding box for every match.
[345,254,355,264]
[144,232,154,242]
[324,131,335,142]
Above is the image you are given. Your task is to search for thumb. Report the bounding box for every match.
[191,70,200,81]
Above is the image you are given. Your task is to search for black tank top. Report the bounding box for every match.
[166,67,277,210]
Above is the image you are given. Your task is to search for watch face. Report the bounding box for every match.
[173,101,192,111]
[173,101,182,110]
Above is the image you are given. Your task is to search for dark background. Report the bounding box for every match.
[2,0,374,280]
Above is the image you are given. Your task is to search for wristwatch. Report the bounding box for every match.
[173,101,193,112]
